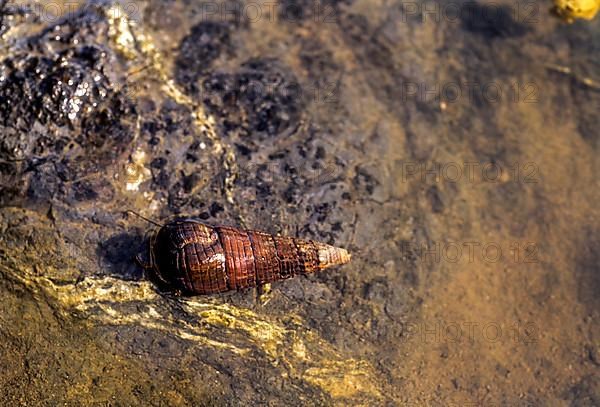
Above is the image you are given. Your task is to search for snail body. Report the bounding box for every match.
[147,219,351,295]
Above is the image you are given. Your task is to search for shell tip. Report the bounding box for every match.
[316,243,352,269]
[338,248,351,264]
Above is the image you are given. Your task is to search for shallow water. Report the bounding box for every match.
[0,0,599,405]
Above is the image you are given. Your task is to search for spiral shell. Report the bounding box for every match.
[148,219,351,295]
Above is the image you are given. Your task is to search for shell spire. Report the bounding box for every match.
[313,241,352,269]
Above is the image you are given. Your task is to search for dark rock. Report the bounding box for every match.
[0,6,135,206]
[459,3,531,39]
[174,21,232,92]
[201,58,304,142]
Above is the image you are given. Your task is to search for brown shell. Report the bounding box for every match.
[149,220,351,295]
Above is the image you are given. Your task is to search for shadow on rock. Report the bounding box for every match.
[97,232,147,281]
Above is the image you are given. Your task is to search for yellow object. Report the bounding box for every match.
[552,0,600,22]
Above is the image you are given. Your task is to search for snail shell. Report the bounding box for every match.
[148,219,351,295]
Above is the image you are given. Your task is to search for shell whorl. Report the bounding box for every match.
[151,220,351,295]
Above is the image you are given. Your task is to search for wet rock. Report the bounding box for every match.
[97,232,145,281]
[426,185,444,213]
[278,0,352,23]
[201,58,304,142]
[174,21,233,93]
[0,47,112,128]
[137,99,221,215]
[575,227,600,312]
[562,375,600,406]
[0,0,27,36]
[0,0,595,405]
[299,37,339,80]
[459,3,531,39]
[353,166,379,196]
[0,7,135,206]
[229,123,350,246]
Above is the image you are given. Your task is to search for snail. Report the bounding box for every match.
[131,213,351,295]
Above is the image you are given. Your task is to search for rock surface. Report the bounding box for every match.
[0,0,598,405]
